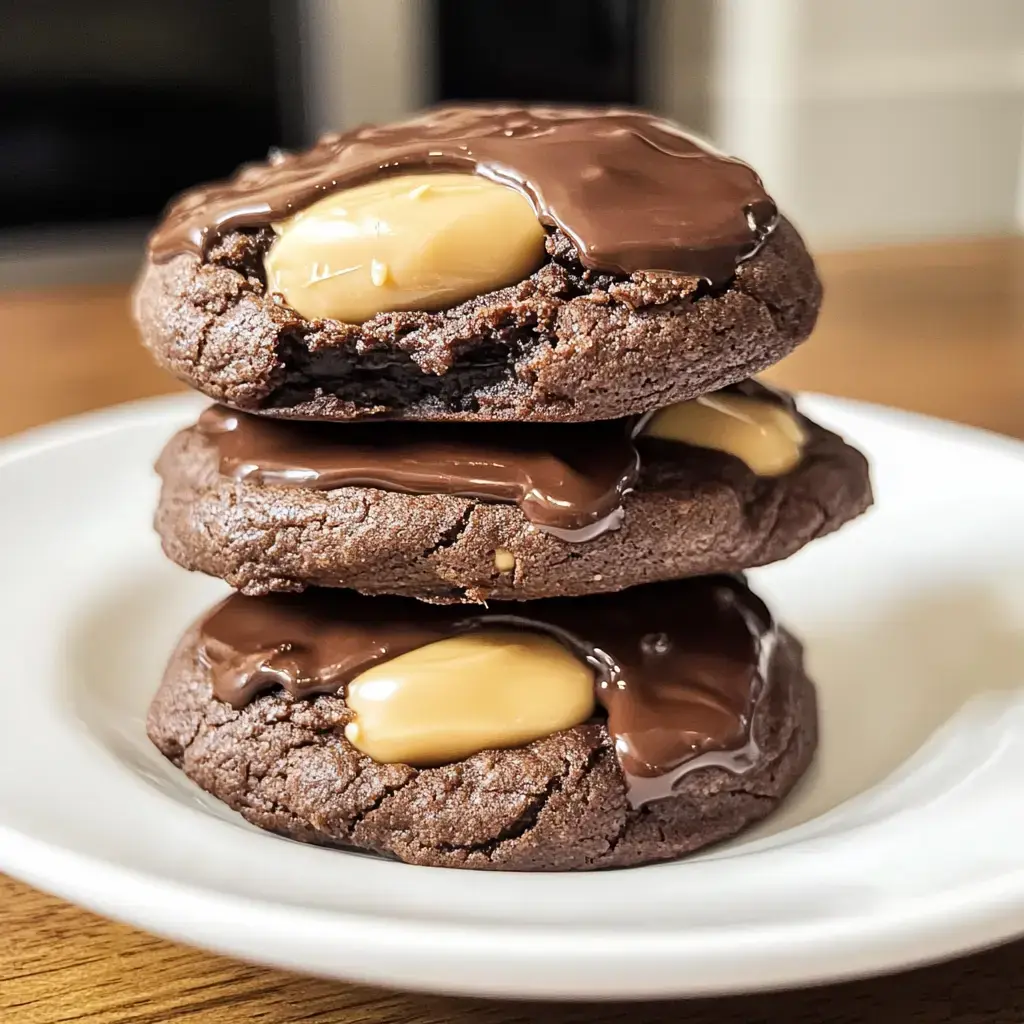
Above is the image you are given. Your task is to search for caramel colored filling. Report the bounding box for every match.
[264,172,546,323]
[198,576,771,809]
[343,631,595,766]
[641,392,805,476]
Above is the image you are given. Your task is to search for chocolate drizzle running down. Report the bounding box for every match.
[148,105,777,282]
[193,380,793,541]
[197,576,774,808]
[196,404,640,540]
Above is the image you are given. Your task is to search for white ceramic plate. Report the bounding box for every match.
[2,393,1024,1000]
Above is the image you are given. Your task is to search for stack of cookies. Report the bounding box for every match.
[135,106,871,870]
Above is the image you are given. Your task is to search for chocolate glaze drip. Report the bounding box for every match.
[197,404,640,541]
[197,577,773,808]
[193,380,791,541]
[148,105,777,282]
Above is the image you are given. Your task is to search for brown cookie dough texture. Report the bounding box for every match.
[147,618,816,871]
[133,217,820,423]
[140,106,840,868]
[154,411,871,602]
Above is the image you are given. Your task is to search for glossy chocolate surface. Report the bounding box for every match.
[197,404,639,541]
[150,106,776,282]
[198,576,774,807]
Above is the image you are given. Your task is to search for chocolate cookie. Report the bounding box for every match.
[154,395,871,602]
[132,107,820,423]
[147,578,818,870]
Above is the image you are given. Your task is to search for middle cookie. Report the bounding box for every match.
[155,382,872,602]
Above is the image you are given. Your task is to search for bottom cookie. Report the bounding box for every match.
[148,577,817,870]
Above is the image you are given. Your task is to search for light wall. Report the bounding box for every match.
[708,0,1024,248]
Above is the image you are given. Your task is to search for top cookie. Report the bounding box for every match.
[134,106,821,422]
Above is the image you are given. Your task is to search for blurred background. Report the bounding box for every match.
[2,0,1023,435]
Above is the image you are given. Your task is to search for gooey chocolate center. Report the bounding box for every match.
[197,576,774,808]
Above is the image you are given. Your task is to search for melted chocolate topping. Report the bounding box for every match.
[197,404,640,540]
[193,380,791,541]
[197,577,773,808]
[149,105,777,282]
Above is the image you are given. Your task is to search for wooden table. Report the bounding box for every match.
[3,237,1024,1023]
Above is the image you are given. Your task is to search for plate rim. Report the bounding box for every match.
[6,820,1024,999]
[3,392,1024,998]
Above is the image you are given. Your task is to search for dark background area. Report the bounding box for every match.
[0,0,643,230]
[437,0,643,105]
[0,1,289,228]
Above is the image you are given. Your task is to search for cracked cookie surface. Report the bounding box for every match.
[133,219,820,423]
[154,409,871,602]
[147,619,817,870]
